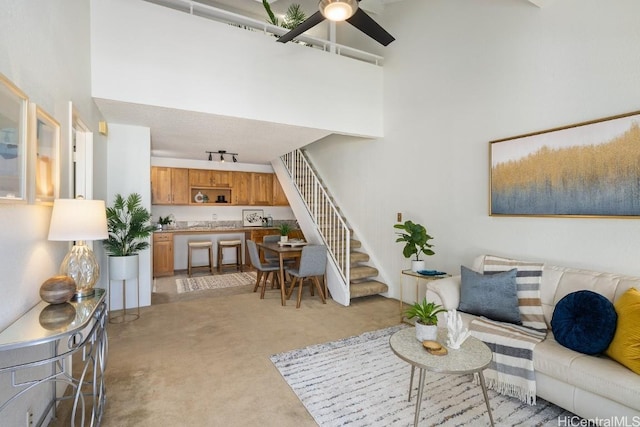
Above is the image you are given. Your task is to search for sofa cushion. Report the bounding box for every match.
[458,266,521,324]
[483,255,547,331]
[551,290,617,355]
[606,287,640,374]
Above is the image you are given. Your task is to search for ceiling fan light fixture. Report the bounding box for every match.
[319,0,358,22]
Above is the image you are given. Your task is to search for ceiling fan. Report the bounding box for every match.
[277,0,395,46]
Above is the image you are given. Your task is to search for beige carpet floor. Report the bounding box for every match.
[51,270,401,426]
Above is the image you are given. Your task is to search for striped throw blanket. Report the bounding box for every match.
[470,317,547,404]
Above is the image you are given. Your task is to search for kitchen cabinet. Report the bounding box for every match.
[153,232,174,277]
[251,173,273,205]
[189,169,231,187]
[272,176,289,206]
[232,171,252,205]
[151,167,189,205]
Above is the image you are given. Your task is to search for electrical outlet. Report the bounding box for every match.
[397,212,402,222]
[211,213,217,221]
[26,408,33,427]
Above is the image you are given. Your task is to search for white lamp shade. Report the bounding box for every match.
[48,198,108,241]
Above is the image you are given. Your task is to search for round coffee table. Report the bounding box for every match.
[389,327,494,427]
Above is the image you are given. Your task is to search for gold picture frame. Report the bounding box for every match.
[31,105,60,205]
[0,74,28,202]
[490,110,640,218]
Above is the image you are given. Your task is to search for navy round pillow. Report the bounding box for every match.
[551,290,617,355]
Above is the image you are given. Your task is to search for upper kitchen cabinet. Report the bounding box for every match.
[189,169,231,187]
[151,167,189,205]
[272,176,289,206]
[251,173,273,206]
[232,171,252,205]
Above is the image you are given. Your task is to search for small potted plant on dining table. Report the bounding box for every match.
[278,223,291,243]
[405,298,446,342]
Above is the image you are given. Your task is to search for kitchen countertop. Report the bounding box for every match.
[155,227,281,233]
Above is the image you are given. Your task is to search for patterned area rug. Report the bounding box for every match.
[176,272,256,293]
[270,325,575,427]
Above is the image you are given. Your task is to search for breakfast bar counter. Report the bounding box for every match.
[152,227,304,277]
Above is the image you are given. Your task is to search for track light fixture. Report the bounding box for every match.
[205,150,238,163]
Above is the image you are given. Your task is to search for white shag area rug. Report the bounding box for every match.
[270,325,575,427]
[176,272,256,293]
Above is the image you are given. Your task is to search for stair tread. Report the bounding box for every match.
[350,280,388,298]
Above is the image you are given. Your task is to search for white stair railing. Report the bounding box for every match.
[280,150,350,285]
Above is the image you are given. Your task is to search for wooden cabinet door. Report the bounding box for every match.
[233,171,252,205]
[153,233,174,277]
[189,169,231,187]
[210,170,231,187]
[251,173,273,205]
[272,176,289,206]
[189,169,211,187]
[171,168,190,204]
[151,167,172,205]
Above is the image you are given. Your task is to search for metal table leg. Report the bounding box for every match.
[478,371,495,427]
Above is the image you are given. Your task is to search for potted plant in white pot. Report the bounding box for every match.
[394,220,435,272]
[103,193,156,283]
[278,222,291,243]
[405,298,447,341]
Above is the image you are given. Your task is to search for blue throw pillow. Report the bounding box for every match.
[551,290,617,355]
[458,266,521,324]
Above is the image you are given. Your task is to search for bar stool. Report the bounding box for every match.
[217,239,243,272]
[187,240,214,277]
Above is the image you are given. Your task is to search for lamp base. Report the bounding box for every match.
[59,242,100,298]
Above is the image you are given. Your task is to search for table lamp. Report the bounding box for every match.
[48,197,108,298]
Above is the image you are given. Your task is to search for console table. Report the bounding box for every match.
[0,289,108,426]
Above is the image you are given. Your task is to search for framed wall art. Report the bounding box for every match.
[0,74,28,202]
[32,105,60,204]
[242,209,264,227]
[490,110,640,218]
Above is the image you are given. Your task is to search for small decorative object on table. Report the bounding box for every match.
[39,275,76,304]
[404,297,446,342]
[445,309,470,350]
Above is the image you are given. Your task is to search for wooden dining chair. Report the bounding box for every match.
[246,240,281,299]
[285,245,327,308]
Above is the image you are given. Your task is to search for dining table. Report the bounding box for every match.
[256,241,305,306]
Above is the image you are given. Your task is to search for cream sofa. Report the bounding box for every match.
[426,255,640,422]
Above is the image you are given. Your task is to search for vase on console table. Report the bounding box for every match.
[411,260,425,272]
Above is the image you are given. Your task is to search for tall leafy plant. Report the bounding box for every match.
[394,220,435,261]
[263,0,307,30]
[103,193,155,256]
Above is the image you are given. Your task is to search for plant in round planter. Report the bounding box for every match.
[103,193,156,281]
[405,298,447,342]
[157,215,172,230]
[278,222,292,242]
[394,220,435,272]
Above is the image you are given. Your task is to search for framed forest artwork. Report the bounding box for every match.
[490,111,640,218]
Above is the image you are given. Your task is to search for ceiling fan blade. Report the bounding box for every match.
[346,8,395,46]
[277,11,326,44]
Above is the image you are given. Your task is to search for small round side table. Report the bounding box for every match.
[389,327,494,427]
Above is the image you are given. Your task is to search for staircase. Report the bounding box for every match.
[280,150,388,302]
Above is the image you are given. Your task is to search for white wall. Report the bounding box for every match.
[104,124,152,310]
[90,0,383,138]
[0,1,105,424]
[306,0,640,301]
